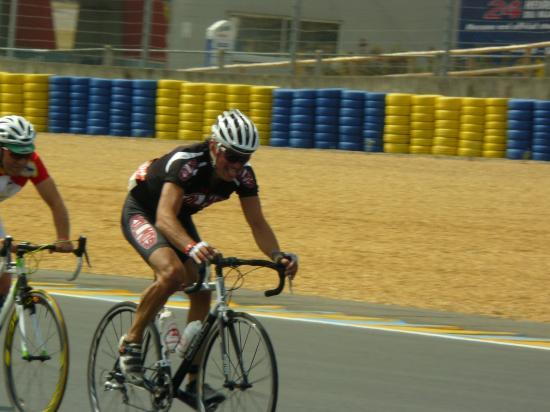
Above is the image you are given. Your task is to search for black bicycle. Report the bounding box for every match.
[87,255,286,412]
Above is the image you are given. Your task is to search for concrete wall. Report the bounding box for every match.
[167,0,450,70]
[1,58,548,99]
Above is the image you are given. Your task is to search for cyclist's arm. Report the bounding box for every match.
[239,195,281,259]
[155,182,196,250]
[35,177,72,249]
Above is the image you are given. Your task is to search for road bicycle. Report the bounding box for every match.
[0,235,89,412]
[88,255,287,412]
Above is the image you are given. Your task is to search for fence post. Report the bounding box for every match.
[103,45,114,66]
[217,48,225,69]
[314,49,323,76]
[7,0,19,58]
[141,0,152,68]
[289,0,302,75]
[545,54,550,77]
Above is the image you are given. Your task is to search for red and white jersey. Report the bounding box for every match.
[0,152,50,202]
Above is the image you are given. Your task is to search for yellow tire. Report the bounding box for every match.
[435,97,462,110]
[155,114,179,124]
[250,86,276,95]
[461,114,484,124]
[383,143,410,153]
[249,109,272,118]
[434,128,459,138]
[178,130,201,140]
[485,113,507,122]
[383,134,410,144]
[385,105,410,115]
[411,94,438,105]
[249,94,273,103]
[24,91,48,101]
[226,84,250,94]
[156,97,179,107]
[409,145,433,154]
[182,83,207,94]
[460,123,484,133]
[435,119,460,129]
[249,115,271,125]
[180,112,204,122]
[484,130,507,139]
[156,106,179,116]
[410,121,434,130]
[457,147,482,157]
[485,98,508,106]
[204,101,226,111]
[23,83,49,92]
[155,122,178,132]
[482,150,505,158]
[205,83,227,93]
[179,103,204,113]
[0,73,24,83]
[459,139,483,150]
[179,121,203,130]
[433,136,458,146]
[1,92,23,102]
[23,74,50,83]
[461,106,485,116]
[158,79,181,89]
[225,94,249,103]
[459,131,483,141]
[483,142,506,151]
[432,145,457,156]
[410,112,434,122]
[410,129,434,139]
[410,105,435,115]
[181,94,205,104]
[435,109,460,120]
[484,135,506,144]
[23,107,48,117]
[385,115,410,125]
[485,121,506,130]
[461,97,486,107]
[384,124,410,134]
[157,88,180,99]
[385,94,412,106]
[410,138,433,146]
[486,106,507,115]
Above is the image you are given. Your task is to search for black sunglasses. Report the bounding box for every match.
[220,147,251,164]
[7,150,32,160]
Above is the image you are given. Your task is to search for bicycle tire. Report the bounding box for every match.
[87,301,169,412]
[198,312,278,412]
[3,290,69,412]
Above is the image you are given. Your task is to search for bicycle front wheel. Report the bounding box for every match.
[198,312,278,412]
[87,301,167,412]
[3,290,69,412]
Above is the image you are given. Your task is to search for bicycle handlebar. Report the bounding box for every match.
[184,255,286,297]
[0,235,90,281]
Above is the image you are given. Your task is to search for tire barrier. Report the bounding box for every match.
[270,89,293,147]
[506,99,534,160]
[23,74,49,132]
[363,92,385,152]
[3,71,550,161]
[482,98,508,158]
[69,76,89,134]
[458,97,485,158]
[384,93,412,154]
[48,76,71,133]
[155,79,182,140]
[432,96,462,156]
[313,88,341,149]
[179,82,205,141]
[131,79,157,138]
[87,78,112,135]
[532,100,550,161]
[1,73,24,118]
[249,86,276,146]
[409,94,437,155]
[289,89,316,149]
[110,79,133,137]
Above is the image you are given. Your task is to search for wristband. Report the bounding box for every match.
[183,241,197,255]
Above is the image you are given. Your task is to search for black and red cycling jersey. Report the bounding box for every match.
[0,152,49,202]
[128,141,259,216]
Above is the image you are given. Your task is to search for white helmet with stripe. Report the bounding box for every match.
[211,109,259,154]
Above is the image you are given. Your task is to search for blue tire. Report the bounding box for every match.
[314,140,338,149]
[269,137,289,147]
[315,106,339,116]
[338,141,363,151]
[289,138,314,148]
[316,89,342,98]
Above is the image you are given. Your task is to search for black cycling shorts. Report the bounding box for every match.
[120,193,201,264]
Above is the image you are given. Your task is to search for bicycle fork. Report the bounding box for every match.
[16,298,50,361]
[219,313,250,390]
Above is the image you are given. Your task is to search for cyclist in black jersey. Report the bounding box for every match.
[119,109,299,401]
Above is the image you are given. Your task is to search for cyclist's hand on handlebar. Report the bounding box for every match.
[272,251,299,280]
[185,241,217,264]
[54,239,74,253]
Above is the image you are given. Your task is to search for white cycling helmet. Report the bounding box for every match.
[211,109,259,154]
[0,115,36,154]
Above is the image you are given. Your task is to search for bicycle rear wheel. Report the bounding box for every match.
[87,301,169,412]
[3,290,69,412]
[198,312,278,412]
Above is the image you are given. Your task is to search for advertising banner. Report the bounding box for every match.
[459,0,550,48]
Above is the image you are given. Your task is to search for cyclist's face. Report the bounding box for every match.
[214,145,251,181]
[1,148,32,175]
